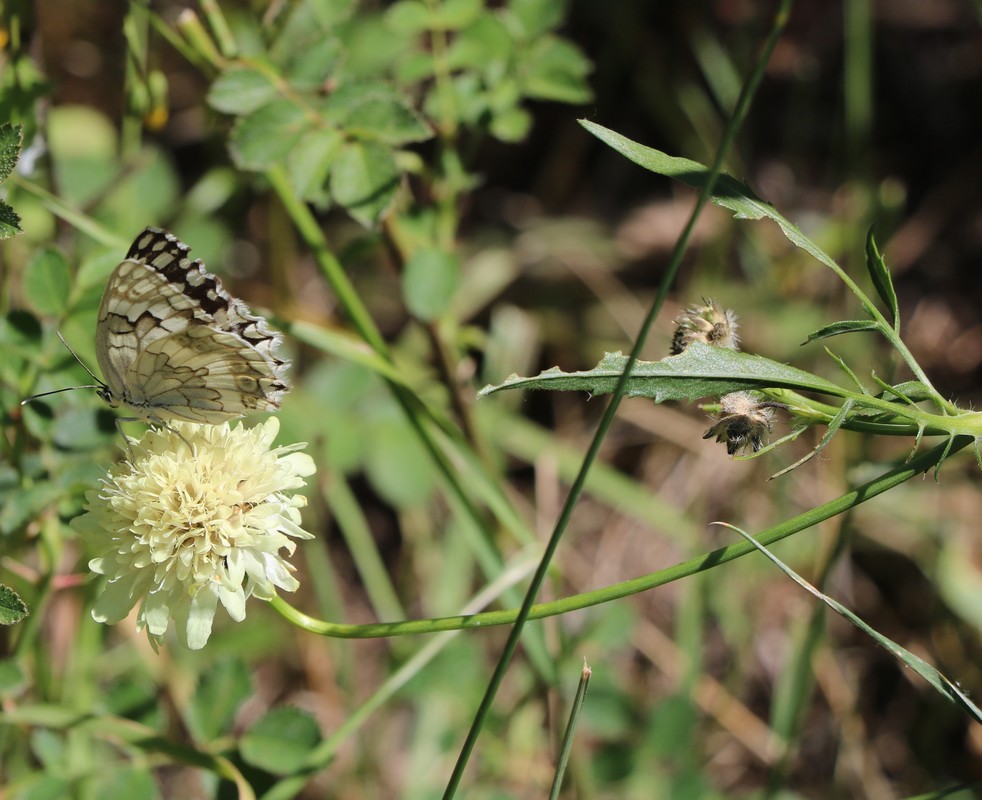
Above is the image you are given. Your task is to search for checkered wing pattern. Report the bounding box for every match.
[95,227,289,424]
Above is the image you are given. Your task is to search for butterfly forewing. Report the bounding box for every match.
[95,227,289,424]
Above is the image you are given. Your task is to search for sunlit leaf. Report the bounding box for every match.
[329,140,401,226]
[478,342,848,404]
[208,66,280,115]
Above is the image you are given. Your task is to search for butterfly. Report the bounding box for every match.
[24,227,289,427]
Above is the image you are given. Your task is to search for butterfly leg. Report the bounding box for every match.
[113,416,139,461]
[147,415,196,458]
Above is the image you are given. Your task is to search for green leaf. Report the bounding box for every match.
[770,399,854,478]
[0,584,30,625]
[324,81,432,145]
[186,659,252,742]
[15,774,72,798]
[432,73,489,127]
[329,140,401,226]
[578,120,843,275]
[433,0,483,30]
[0,122,23,184]
[478,342,848,404]
[509,0,567,37]
[285,38,343,92]
[0,658,26,693]
[804,319,880,343]
[487,76,521,114]
[307,0,358,28]
[239,706,322,774]
[0,201,22,239]
[89,767,157,800]
[386,0,480,33]
[51,407,114,451]
[0,55,48,146]
[208,66,280,115]
[402,248,460,320]
[385,0,431,34]
[24,247,72,316]
[365,413,435,507]
[270,1,334,65]
[229,99,310,171]
[0,310,43,361]
[47,106,119,207]
[287,128,343,202]
[446,15,512,71]
[521,36,593,104]
[490,107,532,142]
[865,227,899,331]
[100,146,181,233]
[0,482,65,535]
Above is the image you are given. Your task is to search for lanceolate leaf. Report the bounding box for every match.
[804,319,880,343]
[725,523,982,725]
[865,228,900,331]
[578,120,842,274]
[478,342,848,404]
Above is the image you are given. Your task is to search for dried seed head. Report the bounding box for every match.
[670,298,740,355]
[703,391,775,455]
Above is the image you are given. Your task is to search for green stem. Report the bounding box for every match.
[266,169,555,671]
[548,661,592,800]
[267,167,388,354]
[449,4,791,792]
[272,433,968,639]
[767,387,982,438]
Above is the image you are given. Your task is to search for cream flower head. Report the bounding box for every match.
[73,417,315,650]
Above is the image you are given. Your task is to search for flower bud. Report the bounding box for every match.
[703,391,774,455]
[670,298,739,355]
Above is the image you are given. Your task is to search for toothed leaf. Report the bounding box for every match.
[865,228,899,330]
[478,342,848,404]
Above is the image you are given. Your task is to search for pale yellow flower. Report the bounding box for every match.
[73,417,315,650]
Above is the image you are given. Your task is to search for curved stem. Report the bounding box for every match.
[272,433,969,640]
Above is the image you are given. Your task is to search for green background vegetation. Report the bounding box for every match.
[3,1,982,797]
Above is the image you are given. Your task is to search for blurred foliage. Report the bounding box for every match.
[3,1,982,798]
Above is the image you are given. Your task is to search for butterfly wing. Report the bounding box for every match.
[95,227,289,423]
[123,327,288,423]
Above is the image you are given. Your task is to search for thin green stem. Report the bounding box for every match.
[8,176,127,249]
[439,4,792,791]
[272,432,968,640]
[548,660,591,800]
[267,168,555,672]
[267,167,388,354]
[260,555,541,800]
[767,386,982,438]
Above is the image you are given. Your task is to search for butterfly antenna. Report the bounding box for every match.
[20,331,107,405]
[56,331,106,385]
